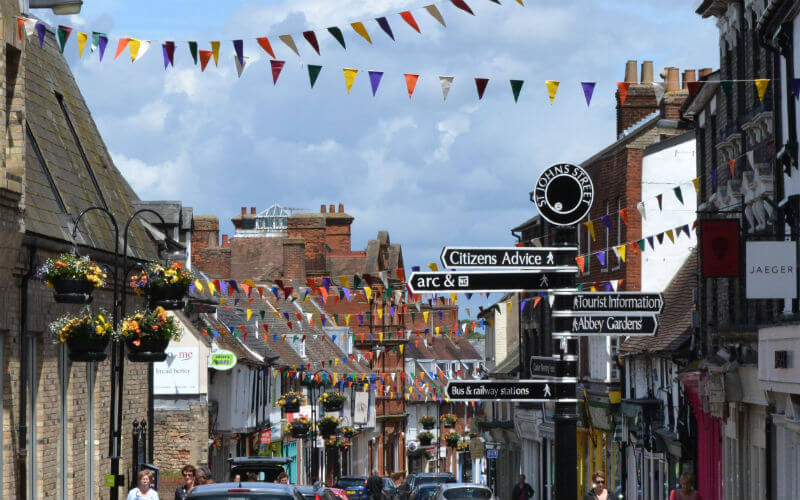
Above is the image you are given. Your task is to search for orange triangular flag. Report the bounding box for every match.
[256,37,276,58]
[400,11,421,33]
[114,38,130,59]
[575,256,585,274]
[728,159,735,177]
[199,50,212,71]
[405,74,420,99]
[619,208,629,227]
[617,82,631,105]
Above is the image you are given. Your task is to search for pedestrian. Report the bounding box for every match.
[670,472,702,500]
[275,471,290,484]
[175,465,196,500]
[127,470,159,500]
[233,474,242,483]
[197,466,214,485]
[583,471,608,500]
[366,470,384,500]
[511,474,534,500]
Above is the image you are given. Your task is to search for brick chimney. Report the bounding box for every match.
[329,204,335,213]
[682,70,696,90]
[283,239,307,282]
[321,204,327,213]
[660,67,691,121]
[338,203,344,213]
[616,59,658,138]
[662,67,680,92]
[241,207,247,215]
[221,234,229,248]
[699,68,713,79]
[250,207,256,215]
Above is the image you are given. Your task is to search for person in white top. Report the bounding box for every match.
[127,470,160,500]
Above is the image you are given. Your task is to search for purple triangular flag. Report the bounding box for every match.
[233,39,244,66]
[98,35,108,61]
[581,82,596,107]
[596,250,606,267]
[375,17,395,40]
[601,215,613,231]
[162,44,169,69]
[647,236,655,250]
[711,168,718,189]
[682,224,691,237]
[791,79,800,100]
[369,70,383,96]
[604,282,612,292]
[520,299,527,312]
[36,22,45,48]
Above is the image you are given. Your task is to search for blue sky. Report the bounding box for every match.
[38,0,719,319]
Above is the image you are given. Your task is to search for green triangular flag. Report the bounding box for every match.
[189,41,198,64]
[57,25,72,54]
[673,186,684,205]
[721,80,733,96]
[510,80,524,102]
[327,27,346,49]
[577,284,584,291]
[260,310,265,320]
[353,274,361,289]
[637,239,645,251]
[308,64,322,88]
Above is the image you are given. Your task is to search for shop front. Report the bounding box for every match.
[680,371,722,500]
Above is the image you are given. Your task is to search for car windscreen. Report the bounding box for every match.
[442,487,492,500]
[335,479,365,488]
[417,486,439,500]
[416,477,456,486]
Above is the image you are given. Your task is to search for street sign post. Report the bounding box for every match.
[445,380,577,402]
[530,163,594,226]
[407,270,577,294]
[440,246,577,269]
[530,356,577,379]
[551,292,664,314]
[552,313,658,337]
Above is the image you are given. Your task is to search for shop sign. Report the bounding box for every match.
[209,349,238,371]
[154,347,199,394]
[486,450,498,459]
[354,392,369,424]
[260,429,272,445]
[746,241,797,299]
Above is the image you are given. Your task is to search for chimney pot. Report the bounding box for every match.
[321,204,327,213]
[222,234,229,247]
[699,68,713,79]
[682,69,696,90]
[664,67,680,92]
[241,207,247,215]
[250,207,256,215]
[329,204,335,213]
[338,203,344,213]
[640,61,654,84]
[624,60,638,83]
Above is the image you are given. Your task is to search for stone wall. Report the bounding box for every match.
[153,396,209,475]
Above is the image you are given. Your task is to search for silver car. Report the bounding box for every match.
[430,483,494,500]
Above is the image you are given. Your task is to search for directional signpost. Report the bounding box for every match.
[407,270,577,294]
[445,380,577,403]
[552,313,659,337]
[530,356,578,379]
[551,292,664,314]
[551,292,664,337]
[440,246,577,269]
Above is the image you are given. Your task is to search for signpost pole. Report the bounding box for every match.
[550,225,578,500]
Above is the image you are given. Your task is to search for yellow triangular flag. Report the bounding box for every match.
[211,41,220,66]
[546,80,560,104]
[346,314,351,326]
[339,275,349,289]
[244,279,256,287]
[435,326,440,335]
[128,38,141,62]
[450,293,457,303]
[364,286,372,301]
[506,302,512,314]
[351,22,372,43]
[77,32,87,57]
[755,79,770,102]
[279,34,300,56]
[666,229,675,243]
[423,311,429,323]
[585,221,596,241]
[516,0,524,4]
[692,178,699,194]
[428,263,439,272]
[616,245,626,263]
[194,279,204,293]
[247,309,253,321]
[379,332,384,342]
[207,281,216,295]
[377,309,383,320]
[220,298,227,305]
[399,344,404,354]
[343,68,358,93]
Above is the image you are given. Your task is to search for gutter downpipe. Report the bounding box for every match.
[18,244,36,500]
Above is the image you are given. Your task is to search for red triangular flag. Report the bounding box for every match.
[257,37,276,58]
[451,0,475,15]
[619,208,629,227]
[575,256,585,274]
[302,31,320,55]
[405,74,420,99]
[400,11,421,33]
[270,60,285,84]
[199,50,212,71]
[687,81,702,99]
[16,17,24,42]
[728,159,735,177]
[617,82,631,105]
[475,78,489,100]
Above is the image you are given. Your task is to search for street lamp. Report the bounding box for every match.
[303,369,333,483]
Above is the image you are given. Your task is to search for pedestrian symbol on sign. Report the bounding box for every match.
[539,275,549,287]
[543,384,551,397]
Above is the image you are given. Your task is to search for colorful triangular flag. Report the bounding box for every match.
[510,80,524,102]
[581,82,596,106]
[475,78,489,100]
[405,74,420,99]
[343,68,358,93]
[327,27,346,49]
[308,65,322,88]
[270,60,285,84]
[546,80,560,104]
[351,22,372,43]
[440,76,454,101]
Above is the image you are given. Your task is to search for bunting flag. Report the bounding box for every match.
[234,55,249,77]
[692,178,699,194]
[98,34,108,60]
[601,215,613,232]
[687,81,701,99]
[16,17,24,42]
[656,193,663,211]
[428,262,439,271]
[575,256,585,274]
[636,201,646,220]
[510,80,524,102]
[581,82,596,106]
[585,221,596,241]
[440,76,454,101]
[35,21,45,47]
[673,186,684,205]
[343,68,358,93]
[128,39,142,62]
[279,34,300,56]
[619,208,629,227]
[351,22,372,43]
[405,74,420,98]
[189,41,198,64]
[368,70,383,96]
[270,60,285,84]
[400,11,421,33]
[375,17,395,40]
[451,0,475,15]
[257,37,276,58]
[233,39,244,66]
[666,229,675,243]
[199,50,212,71]
[77,32,87,57]
[617,81,630,105]
[616,245,626,263]
[791,79,800,100]
[711,168,718,189]
[57,25,72,54]
[596,250,606,267]
[211,41,220,66]
[164,41,175,67]
[755,79,770,102]
[114,38,129,60]
[303,31,320,55]
[308,65,322,88]
[475,78,489,100]
[721,80,733,96]
[728,159,735,177]
[652,81,666,104]
[425,5,447,26]
[545,80,560,104]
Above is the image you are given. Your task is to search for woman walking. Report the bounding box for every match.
[127,470,159,500]
[670,473,702,500]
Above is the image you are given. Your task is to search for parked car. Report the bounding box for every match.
[431,483,493,500]
[227,457,293,483]
[334,476,369,500]
[187,482,296,499]
[398,473,457,500]
[408,483,441,500]
[294,485,347,500]
[383,478,400,500]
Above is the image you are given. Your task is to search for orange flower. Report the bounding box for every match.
[133,339,141,346]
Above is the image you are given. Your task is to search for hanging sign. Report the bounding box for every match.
[551,292,664,314]
[209,349,238,370]
[407,270,577,294]
[445,380,577,402]
[440,246,577,269]
[531,163,594,226]
[529,356,577,379]
[746,241,797,299]
[552,313,658,337]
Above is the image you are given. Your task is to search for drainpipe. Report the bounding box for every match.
[18,244,37,500]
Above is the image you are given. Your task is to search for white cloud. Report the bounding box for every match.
[305,139,341,153]
[112,152,188,199]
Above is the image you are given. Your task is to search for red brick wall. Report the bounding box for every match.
[229,237,284,281]
[616,84,658,137]
[325,218,353,254]
[192,216,219,252]
[193,248,231,278]
[288,216,326,275]
[282,239,306,281]
[661,90,689,121]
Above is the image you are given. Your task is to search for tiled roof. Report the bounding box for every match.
[620,249,696,355]
[201,315,264,364]
[406,335,482,361]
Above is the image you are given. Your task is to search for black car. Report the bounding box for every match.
[398,473,457,500]
[227,457,293,483]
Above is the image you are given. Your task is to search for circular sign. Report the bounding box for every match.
[209,349,237,371]
[532,163,594,226]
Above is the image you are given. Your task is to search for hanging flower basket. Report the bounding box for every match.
[319,391,346,411]
[418,432,434,446]
[419,415,436,430]
[456,441,470,452]
[38,253,106,304]
[441,414,458,428]
[131,262,193,311]
[342,426,357,438]
[338,439,351,451]
[49,309,115,362]
[286,416,311,438]
[444,432,461,448]
[121,307,182,362]
[318,415,341,437]
[277,391,306,413]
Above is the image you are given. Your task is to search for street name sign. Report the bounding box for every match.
[445,380,577,402]
[530,356,577,379]
[440,246,578,269]
[407,270,578,294]
[531,163,594,226]
[551,292,664,314]
[552,314,658,337]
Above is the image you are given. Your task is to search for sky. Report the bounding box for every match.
[36,0,719,319]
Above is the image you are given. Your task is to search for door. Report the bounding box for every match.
[283,441,298,484]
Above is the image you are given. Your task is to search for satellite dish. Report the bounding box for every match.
[407,441,418,452]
